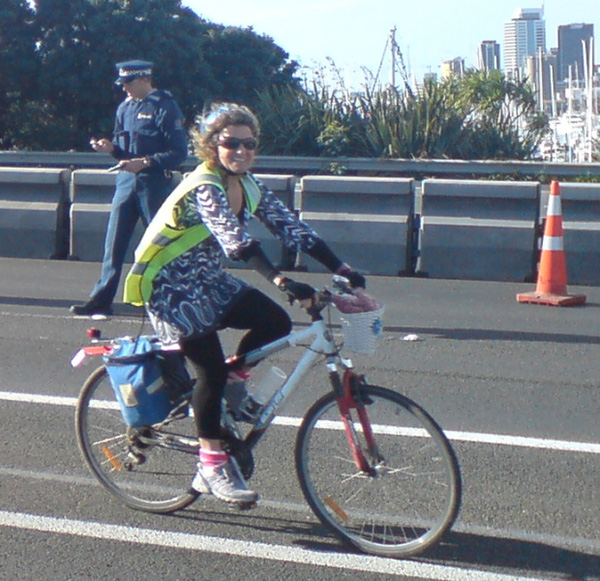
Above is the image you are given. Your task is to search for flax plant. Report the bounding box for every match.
[253,65,548,163]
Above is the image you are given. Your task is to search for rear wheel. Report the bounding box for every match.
[75,365,199,513]
[295,384,461,557]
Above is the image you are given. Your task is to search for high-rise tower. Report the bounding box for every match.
[557,23,594,82]
[503,8,546,79]
[479,41,501,71]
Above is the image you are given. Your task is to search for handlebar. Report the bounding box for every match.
[72,277,379,363]
[304,276,381,321]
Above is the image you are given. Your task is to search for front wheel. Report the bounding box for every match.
[295,384,461,558]
[75,365,199,513]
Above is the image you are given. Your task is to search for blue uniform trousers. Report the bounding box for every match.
[90,171,172,306]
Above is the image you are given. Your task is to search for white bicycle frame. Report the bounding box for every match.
[229,315,347,435]
[71,291,359,451]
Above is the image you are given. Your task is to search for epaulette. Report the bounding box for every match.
[147,90,173,103]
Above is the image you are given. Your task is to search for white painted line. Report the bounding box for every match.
[0,510,541,580]
[3,465,600,556]
[0,391,78,407]
[2,390,600,454]
[443,429,600,454]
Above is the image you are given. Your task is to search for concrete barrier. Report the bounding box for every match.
[297,176,416,276]
[69,170,182,262]
[557,183,600,286]
[6,163,600,287]
[0,167,71,259]
[70,170,293,266]
[417,179,540,281]
[69,170,136,262]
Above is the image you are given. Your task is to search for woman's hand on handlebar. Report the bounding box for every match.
[335,264,366,289]
[276,277,316,307]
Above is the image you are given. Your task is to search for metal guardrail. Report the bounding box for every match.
[1,151,600,179]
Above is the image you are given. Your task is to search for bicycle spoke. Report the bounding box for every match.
[75,365,199,513]
[295,384,461,558]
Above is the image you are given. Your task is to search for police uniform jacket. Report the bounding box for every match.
[111,89,188,171]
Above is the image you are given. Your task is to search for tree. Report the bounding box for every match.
[0,0,300,150]
[458,70,548,159]
[28,0,216,150]
[201,24,300,107]
[0,0,41,149]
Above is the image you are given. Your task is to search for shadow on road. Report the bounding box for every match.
[173,507,600,579]
[424,529,600,580]
[2,294,600,346]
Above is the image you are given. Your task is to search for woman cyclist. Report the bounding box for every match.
[124,103,365,505]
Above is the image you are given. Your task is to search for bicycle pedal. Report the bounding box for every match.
[229,409,257,423]
[126,449,146,465]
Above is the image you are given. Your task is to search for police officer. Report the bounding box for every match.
[70,60,188,316]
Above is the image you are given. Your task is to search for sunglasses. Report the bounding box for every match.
[217,137,258,151]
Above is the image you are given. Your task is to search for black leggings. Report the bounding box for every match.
[179,289,291,439]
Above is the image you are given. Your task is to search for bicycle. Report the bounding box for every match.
[72,277,461,558]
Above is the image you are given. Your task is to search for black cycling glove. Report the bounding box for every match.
[278,278,315,303]
[306,239,366,289]
[336,265,366,289]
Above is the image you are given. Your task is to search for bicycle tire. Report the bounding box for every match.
[75,365,199,513]
[295,384,461,558]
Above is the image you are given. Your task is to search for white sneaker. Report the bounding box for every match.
[192,459,258,505]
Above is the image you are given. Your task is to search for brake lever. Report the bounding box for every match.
[331,274,354,294]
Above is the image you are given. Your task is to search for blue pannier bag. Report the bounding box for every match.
[104,336,174,427]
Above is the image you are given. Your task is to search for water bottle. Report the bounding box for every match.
[251,365,287,405]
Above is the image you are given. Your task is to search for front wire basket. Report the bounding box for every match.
[339,306,385,354]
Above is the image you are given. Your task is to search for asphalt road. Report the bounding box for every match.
[1,257,599,580]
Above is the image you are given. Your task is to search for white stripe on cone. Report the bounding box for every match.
[546,194,562,216]
[541,235,564,252]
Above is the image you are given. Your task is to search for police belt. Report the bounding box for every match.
[138,168,174,179]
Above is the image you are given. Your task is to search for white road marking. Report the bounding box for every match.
[2,390,599,454]
[3,465,600,555]
[0,510,543,580]
[2,391,599,577]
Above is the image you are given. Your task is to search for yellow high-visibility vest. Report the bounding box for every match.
[123,162,262,306]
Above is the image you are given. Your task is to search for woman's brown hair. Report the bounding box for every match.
[191,103,260,168]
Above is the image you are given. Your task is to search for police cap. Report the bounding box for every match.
[115,60,154,85]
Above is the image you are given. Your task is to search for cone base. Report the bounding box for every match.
[516,291,586,307]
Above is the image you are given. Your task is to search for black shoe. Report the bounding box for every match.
[69,301,113,316]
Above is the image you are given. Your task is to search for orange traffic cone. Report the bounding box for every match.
[516,181,586,306]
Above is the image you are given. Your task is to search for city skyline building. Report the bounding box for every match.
[557,23,594,82]
[503,7,546,79]
[440,57,465,78]
[435,6,598,162]
[478,40,501,71]
[525,49,556,114]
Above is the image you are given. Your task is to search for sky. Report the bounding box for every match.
[182,0,599,88]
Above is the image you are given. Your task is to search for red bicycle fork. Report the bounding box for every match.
[334,370,379,475]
